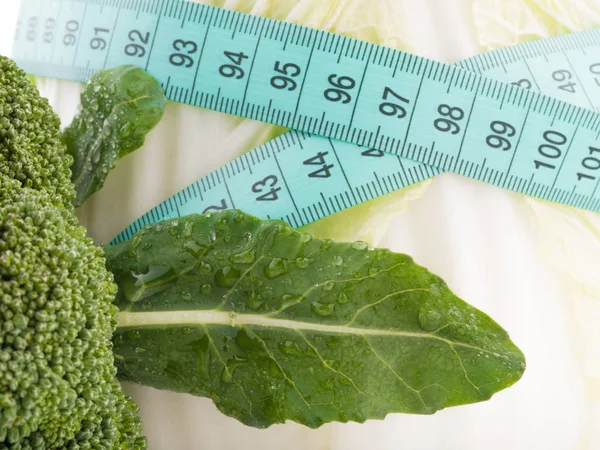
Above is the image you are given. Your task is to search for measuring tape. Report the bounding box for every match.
[12,0,600,245]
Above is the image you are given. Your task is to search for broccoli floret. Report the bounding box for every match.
[0,56,74,207]
[0,175,145,449]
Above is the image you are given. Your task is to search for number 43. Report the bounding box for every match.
[252,175,281,201]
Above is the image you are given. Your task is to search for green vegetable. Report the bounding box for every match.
[0,56,73,207]
[0,174,145,448]
[106,210,526,429]
[0,58,145,448]
[63,65,165,207]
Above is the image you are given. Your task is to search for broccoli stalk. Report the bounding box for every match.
[0,55,146,449]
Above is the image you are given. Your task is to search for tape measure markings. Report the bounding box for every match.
[14,3,600,137]
[109,131,442,244]
[458,38,600,112]
[11,0,600,243]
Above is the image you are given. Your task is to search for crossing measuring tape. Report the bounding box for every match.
[11,0,600,244]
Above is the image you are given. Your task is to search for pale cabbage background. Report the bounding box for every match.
[23,0,600,448]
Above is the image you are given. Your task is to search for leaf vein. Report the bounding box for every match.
[203,326,256,417]
[244,327,312,408]
[346,288,430,326]
[297,330,373,400]
[364,336,426,410]
[448,345,482,395]
[217,256,267,310]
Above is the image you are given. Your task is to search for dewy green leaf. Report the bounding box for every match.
[64,65,165,206]
[105,210,525,429]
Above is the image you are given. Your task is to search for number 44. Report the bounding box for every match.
[303,151,334,178]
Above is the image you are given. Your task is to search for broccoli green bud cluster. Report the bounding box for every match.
[0,175,145,448]
[0,56,74,207]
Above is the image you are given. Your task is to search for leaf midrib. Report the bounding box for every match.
[117,310,507,358]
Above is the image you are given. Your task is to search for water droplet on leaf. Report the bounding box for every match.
[183,221,194,238]
[183,241,206,258]
[130,234,142,252]
[221,369,233,383]
[280,340,305,356]
[418,309,443,332]
[295,257,313,269]
[89,98,99,111]
[199,262,212,275]
[429,284,442,297]
[215,266,241,288]
[276,225,294,237]
[311,301,335,316]
[320,378,335,390]
[300,233,312,243]
[132,265,173,286]
[280,294,300,310]
[201,284,212,294]
[120,122,134,139]
[230,248,255,264]
[235,329,263,352]
[264,258,288,279]
[126,330,142,340]
[337,290,349,304]
[221,356,248,383]
[325,359,341,371]
[320,239,333,250]
[351,241,368,251]
[248,291,265,310]
[322,281,335,291]
[195,336,211,379]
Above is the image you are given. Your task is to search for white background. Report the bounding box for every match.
[0,3,18,57]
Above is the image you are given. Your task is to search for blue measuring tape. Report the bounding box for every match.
[11,0,600,244]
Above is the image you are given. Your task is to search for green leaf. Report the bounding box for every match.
[63,65,165,207]
[106,211,525,429]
